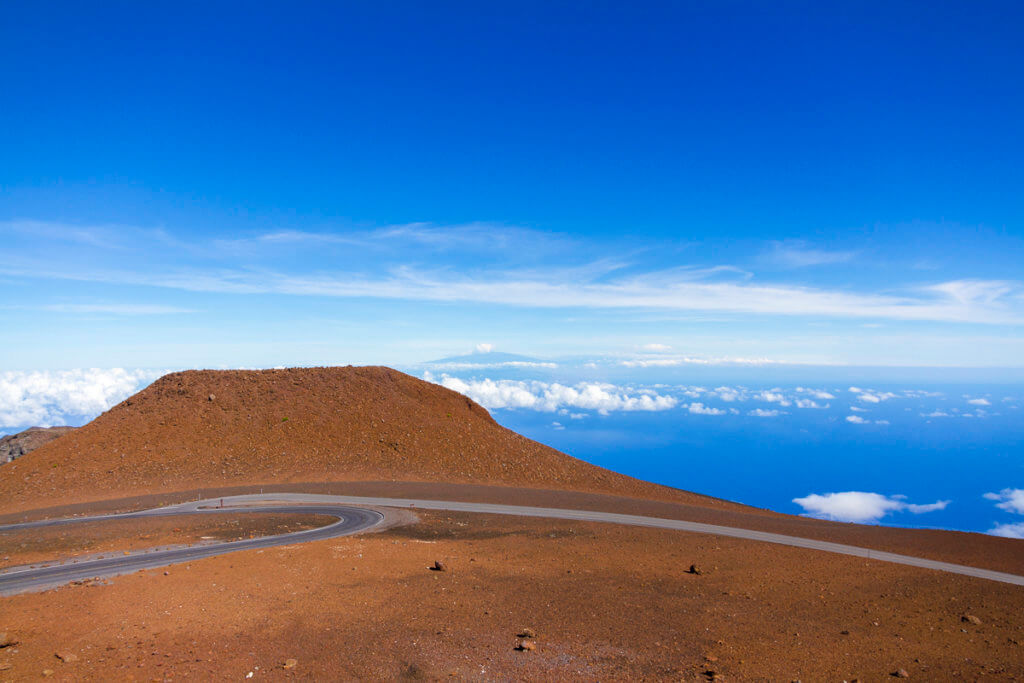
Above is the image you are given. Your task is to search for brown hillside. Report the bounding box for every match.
[0,366,737,514]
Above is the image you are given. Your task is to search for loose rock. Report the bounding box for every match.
[962,614,982,625]
[892,668,909,678]
[284,658,298,670]
[432,560,447,572]
[516,639,536,652]
[517,628,536,638]
[0,632,15,648]
[688,564,703,575]
[55,651,78,663]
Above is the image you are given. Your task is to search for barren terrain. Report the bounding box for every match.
[1,511,1022,681]
[1,367,1021,680]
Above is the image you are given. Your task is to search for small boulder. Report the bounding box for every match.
[962,614,982,625]
[208,394,216,402]
[687,564,703,575]
[892,669,909,678]
[284,659,298,670]
[516,639,536,652]
[517,628,536,639]
[431,560,447,572]
[55,651,78,663]
[0,632,15,648]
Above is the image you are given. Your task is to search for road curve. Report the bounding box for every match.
[0,503,383,595]
[2,493,1022,595]
[205,493,1024,587]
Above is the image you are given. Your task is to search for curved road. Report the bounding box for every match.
[2,493,1022,595]
[0,502,383,595]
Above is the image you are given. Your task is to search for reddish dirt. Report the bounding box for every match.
[0,513,333,570]
[0,511,1021,681]
[0,367,738,514]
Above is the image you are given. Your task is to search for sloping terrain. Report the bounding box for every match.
[0,367,732,514]
[0,426,74,465]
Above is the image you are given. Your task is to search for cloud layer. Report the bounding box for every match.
[425,373,678,414]
[0,369,164,429]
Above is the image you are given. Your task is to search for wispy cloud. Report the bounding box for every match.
[4,221,1024,325]
[764,240,858,268]
[40,304,196,315]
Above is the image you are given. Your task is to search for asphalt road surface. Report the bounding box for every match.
[2,493,1022,595]
[0,502,383,595]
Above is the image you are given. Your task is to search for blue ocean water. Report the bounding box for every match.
[413,362,1024,535]
[495,396,1022,533]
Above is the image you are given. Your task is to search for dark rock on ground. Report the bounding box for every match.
[0,426,74,465]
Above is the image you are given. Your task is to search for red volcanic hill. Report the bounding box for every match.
[0,366,729,513]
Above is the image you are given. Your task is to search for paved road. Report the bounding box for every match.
[2,493,1022,595]
[0,502,383,595]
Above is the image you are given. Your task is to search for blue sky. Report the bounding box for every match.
[2,3,1023,534]
[1,2,1022,371]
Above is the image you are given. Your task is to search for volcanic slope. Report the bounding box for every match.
[0,367,729,514]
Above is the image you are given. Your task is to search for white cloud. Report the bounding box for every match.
[845,415,868,424]
[475,343,494,353]
[748,408,782,417]
[923,410,951,417]
[857,393,882,403]
[424,373,678,414]
[688,402,725,416]
[984,489,1024,515]
[796,387,835,400]
[967,398,991,406]
[988,522,1024,539]
[755,390,791,406]
[793,491,950,523]
[551,421,565,430]
[795,399,828,409]
[712,386,742,402]
[0,368,165,429]
[639,343,672,352]
[874,419,890,425]
[849,405,867,412]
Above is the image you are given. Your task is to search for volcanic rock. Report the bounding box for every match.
[0,426,74,465]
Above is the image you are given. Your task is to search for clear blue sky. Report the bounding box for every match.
[2,2,1023,369]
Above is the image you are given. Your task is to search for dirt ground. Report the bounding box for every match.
[1,510,1022,681]
[0,513,334,571]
